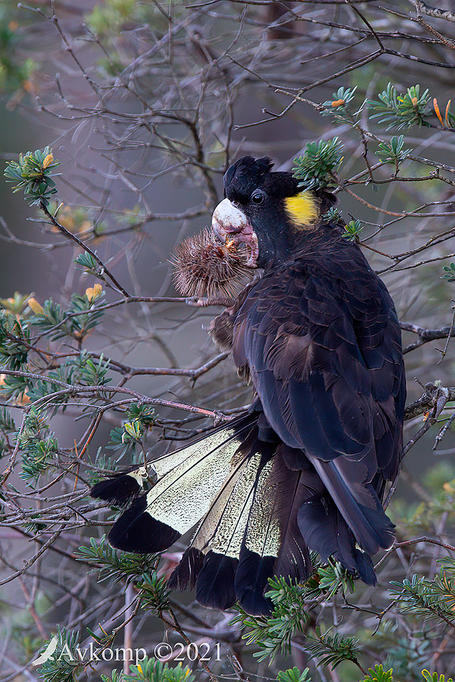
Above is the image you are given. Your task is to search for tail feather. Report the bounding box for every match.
[168,435,257,596]
[297,495,376,585]
[108,494,180,553]
[311,457,395,555]
[90,413,254,507]
[90,467,148,507]
[272,448,313,582]
[179,438,274,610]
[196,552,238,610]
[92,410,391,612]
[234,452,280,615]
[100,414,256,554]
[235,547,274,615]
[168,547,204,591]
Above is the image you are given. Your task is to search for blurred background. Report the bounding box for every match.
[1,1,455,680]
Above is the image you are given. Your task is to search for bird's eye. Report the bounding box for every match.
[251,190,265,205]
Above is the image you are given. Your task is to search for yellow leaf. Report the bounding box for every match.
[85,283,103,302]
[28,297,44,315]
[42,153,54,169]
[433,98,444,127]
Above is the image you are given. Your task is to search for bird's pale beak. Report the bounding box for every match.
[211,198,258,267]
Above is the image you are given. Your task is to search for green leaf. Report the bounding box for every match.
[277,667,312,682]
[361,664,394,682]
[75,251,100,275]
[321,86,358,120]
[4,146,60,206]
[123,656,194,681]
[303,628,361,670]
[421,671,454,682]
[368,83,431,130]
[376,135,412,165]
[75,535,158,583]
[292,137,343,191]
[34,627,82,682]
[343,219,364,242]
[442,263,455,281]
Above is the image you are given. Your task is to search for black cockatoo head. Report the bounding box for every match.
[211,156,321,268]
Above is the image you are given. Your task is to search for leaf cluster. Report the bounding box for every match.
[18,408,59,483]
[292,138,343,191]
[368,84,431,130]
[303,628,361,670]
[35,627,82,682]
[4,146,60,206]
[76,535,158,584]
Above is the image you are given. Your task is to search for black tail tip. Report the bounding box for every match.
[108,495,181,553]
[168,547,205,591]
[196,552,238,611]
[90,473,142,506]
[353,549,377,586]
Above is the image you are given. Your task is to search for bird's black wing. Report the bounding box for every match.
[232,236,405,555]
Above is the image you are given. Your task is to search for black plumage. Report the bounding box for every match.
[91,155,405,615]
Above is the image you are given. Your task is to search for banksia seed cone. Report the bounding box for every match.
[172,229,252,298]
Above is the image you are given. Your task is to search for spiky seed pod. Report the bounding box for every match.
[172,228,252,298]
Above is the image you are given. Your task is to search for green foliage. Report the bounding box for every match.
[342,219,364,242]
[70,351,111,387]
[277,667,312,682]
[101,671,125,682]
[422,671,454,682]
[0,291,32,315]
[122,657,194,682]
[75,252,100,276]
[26,366,73,410]
[233,576,309,661]
[0,310,29,369]
[28,297,67,340]
[76,536,168,614]
[4,146,60,206]
[138,572,170,613]
[322,206,342,224]
[18,408,59,484]
[0,372,28,401]
[127,403,157,428]
[368,83,431,130]
[233,562,359,663]
[107,403,157,455]
[376,135,412,166]
[442,263,455,281]
[303,628,361,670]
[292,137,343,191]
[389,568,455,626]
[361,664,393,682]
[314,560,355,597]
[86,0,143,37]
[29,289,105,342]
[35,627,82,682]
[0,406,15,433]
[67,290,106,340]
[0,8,37,93]
[321,86,357,121]
[76,535,158,584]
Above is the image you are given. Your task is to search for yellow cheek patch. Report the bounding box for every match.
[285,191,319,229]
